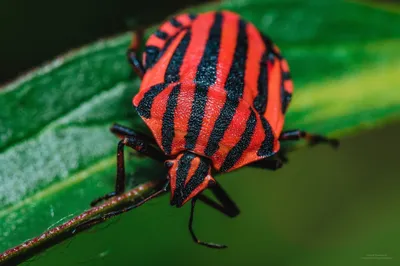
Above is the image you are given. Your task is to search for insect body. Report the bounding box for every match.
[90,11,338,248]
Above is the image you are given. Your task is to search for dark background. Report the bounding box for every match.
[0,0,207,84]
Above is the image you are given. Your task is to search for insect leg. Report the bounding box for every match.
[91,132,166,206]
[110,123,158,147]
[127,29,145,79]
[279,130,339,148]
[275,150,289,163]
[197,182,240,218]
[90,139,126,206]
[247,158,283,170]
[186,183,239,248]
[78,182,169,232]
[188,197,228,249]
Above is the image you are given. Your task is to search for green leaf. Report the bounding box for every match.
[1,0,400,264]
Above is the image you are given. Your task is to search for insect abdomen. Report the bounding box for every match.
[134,11,294,171]
[143,13,197,70]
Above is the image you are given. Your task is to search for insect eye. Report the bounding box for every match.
[164,161,174,169]
[207,178,216,188]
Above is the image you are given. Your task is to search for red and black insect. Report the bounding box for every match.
[88,11,338,248]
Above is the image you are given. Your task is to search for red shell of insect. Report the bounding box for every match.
[133,11,293,175]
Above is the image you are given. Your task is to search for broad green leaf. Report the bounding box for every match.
[1,0,400,264]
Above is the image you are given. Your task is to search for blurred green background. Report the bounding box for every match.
[1,0,399,265]
[0,0,205,85]
[20,125,400,266]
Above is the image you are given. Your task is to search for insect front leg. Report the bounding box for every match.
[279,130,339,148]
[90,125,166,206]
[188,183,240,249]
[127,29,145,79]
[110,123,159,148]
[198,182,240,218]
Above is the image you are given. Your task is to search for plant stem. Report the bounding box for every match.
[0,179,164,265]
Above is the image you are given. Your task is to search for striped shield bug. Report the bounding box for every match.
[88,11,339,248]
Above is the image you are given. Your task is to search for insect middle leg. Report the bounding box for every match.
[279,130,339,148]
[91,124,166,206]
[247,158,283,170]
[127,29,145,79]
[189,183,240,249]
